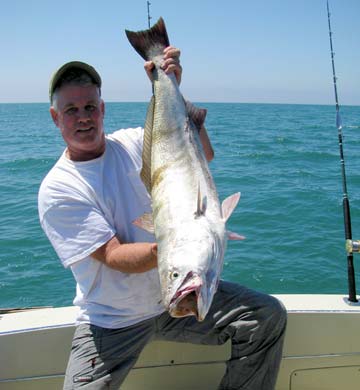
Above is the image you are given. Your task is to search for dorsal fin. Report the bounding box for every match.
[140,96,155,193]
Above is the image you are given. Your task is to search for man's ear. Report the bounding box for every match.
[100,99,105,117]
[50,106,59,127]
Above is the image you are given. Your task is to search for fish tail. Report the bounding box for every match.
[125,17,170,61]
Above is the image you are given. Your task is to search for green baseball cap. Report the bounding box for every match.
[49,61,102,102]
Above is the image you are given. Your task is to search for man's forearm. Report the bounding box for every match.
[92,236,157,273]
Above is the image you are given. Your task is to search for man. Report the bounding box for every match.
[38,47,287,389]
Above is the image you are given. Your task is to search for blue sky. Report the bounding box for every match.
[1,0,359,105]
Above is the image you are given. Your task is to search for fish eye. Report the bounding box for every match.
[170,271,179,280]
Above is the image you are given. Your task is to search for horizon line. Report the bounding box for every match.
[0,101,359,108]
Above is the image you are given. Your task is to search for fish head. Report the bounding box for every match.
[167,270,203,319]
[161,226,225,321]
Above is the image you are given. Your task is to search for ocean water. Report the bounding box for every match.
[0,102,359,309]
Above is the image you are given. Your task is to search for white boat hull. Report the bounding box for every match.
[1,295,360,389]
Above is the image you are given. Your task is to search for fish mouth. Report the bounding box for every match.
[168,272,205,321]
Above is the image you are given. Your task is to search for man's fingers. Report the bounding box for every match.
[161,50,182,84]
[144,47,182,84]
[162,63,182,84]
[144,61,155,80]
[163,46,181,59]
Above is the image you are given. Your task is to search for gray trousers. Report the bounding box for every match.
[63,281,287,389]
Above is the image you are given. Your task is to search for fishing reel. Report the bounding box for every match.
[346,240,360,254]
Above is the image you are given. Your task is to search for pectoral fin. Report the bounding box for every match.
[132,213,154,234]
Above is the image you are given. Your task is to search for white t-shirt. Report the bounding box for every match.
[38,127,164,328]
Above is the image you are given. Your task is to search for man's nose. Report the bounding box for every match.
[77,108,91,122]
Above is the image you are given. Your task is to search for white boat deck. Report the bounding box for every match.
[1,294,360,389]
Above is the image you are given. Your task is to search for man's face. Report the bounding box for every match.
[50,84,105,161]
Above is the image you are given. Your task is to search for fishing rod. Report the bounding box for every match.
[326,0,358,303]
[147,1,152,28]
[146,1,155,96]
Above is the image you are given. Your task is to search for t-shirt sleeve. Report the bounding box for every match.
[41,199,116,268]
[109,127,144,167]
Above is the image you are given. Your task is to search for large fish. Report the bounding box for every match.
[126,18,243,321]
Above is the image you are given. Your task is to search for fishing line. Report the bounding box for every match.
[326,0,358,302]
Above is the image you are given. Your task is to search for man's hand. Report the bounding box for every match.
[144,46,182,85]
